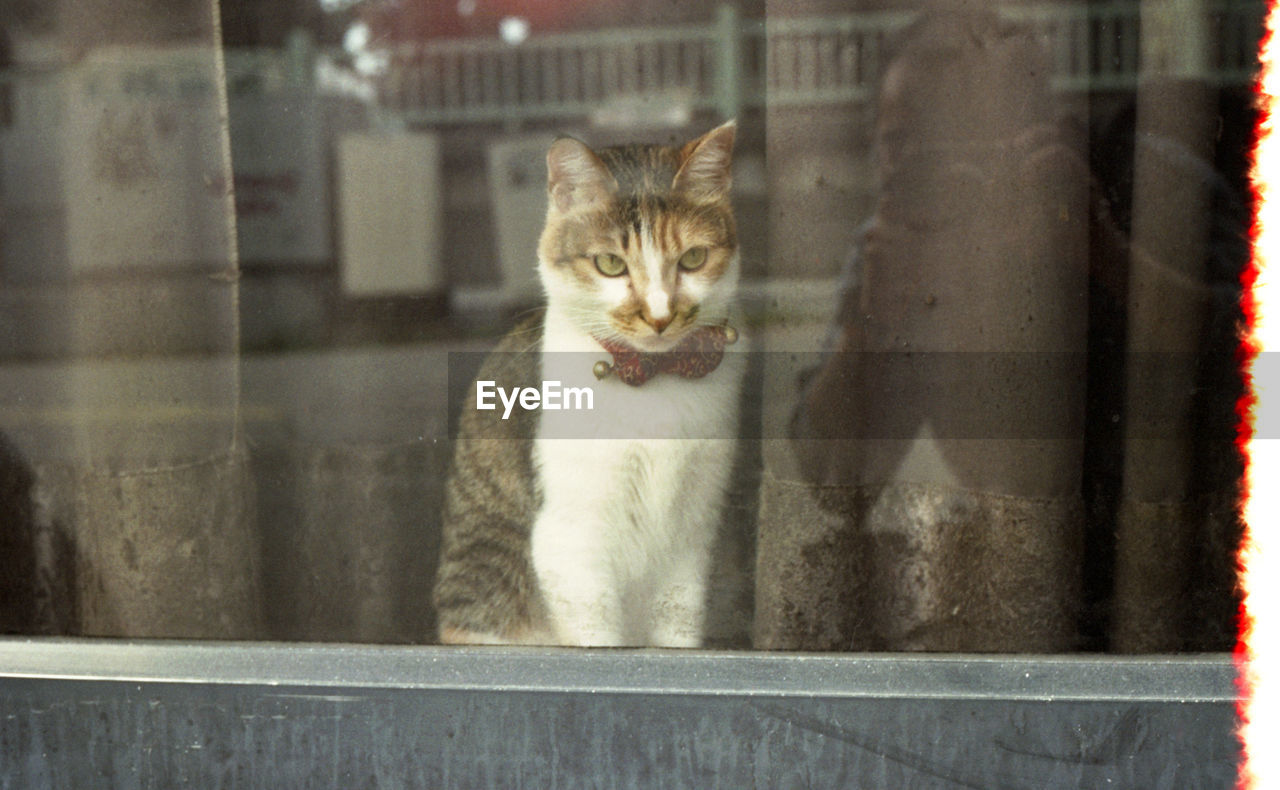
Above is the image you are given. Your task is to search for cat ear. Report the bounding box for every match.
[546,136,616,213]
[673,119,736,203]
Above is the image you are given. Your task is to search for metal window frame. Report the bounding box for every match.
[0,639,1242,786]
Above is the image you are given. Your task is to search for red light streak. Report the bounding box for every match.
[1239,2,1279,786]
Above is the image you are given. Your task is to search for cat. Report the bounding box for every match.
[433,120,744,647]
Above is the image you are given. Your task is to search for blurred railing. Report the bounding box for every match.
[380,18,732,123]
[376,1,1264,125]
[1002,0,1263,91]
[0,2,1265,136]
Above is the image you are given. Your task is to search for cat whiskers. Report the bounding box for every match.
[563,308,622,343]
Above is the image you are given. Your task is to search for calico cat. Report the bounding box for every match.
[433,121,744,647]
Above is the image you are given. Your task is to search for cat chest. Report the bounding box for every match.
[532,437,733,551]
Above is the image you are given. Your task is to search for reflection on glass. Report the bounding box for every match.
[0,0,1258,655]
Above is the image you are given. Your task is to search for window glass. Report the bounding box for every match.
[0,0,1259,653]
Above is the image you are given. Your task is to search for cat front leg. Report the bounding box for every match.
[530,514,627,647]
[645,545,713,648]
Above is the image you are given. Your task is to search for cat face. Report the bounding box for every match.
[537,121,738,353]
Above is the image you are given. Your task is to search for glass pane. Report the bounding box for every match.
[0,0,1259,654]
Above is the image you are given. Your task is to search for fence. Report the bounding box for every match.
[0,3,1266,138]
[377,1,1266,126]
[379,16,735,124]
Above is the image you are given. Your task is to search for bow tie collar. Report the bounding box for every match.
[592,324,739,387]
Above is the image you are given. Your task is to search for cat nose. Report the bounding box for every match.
[644,290,673,333]
[647,314,673,334]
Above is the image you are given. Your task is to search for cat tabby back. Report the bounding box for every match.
[434,121,744,647]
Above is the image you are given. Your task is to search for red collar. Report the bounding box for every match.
[593,324,738,386]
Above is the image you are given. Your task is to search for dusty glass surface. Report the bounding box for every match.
[0,0,1260,655]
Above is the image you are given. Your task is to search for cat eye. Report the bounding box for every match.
[677,247,708,271]
[593,253,627,276]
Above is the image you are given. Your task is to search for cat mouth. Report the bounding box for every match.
[630,326,693,352]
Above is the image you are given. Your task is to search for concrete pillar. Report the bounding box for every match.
[0,433,37,633]
[756,8,1090,652]
[1111,0,1217,652]
[243,347,453,643]
[9,0,264,638]
[254,440,445,643]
